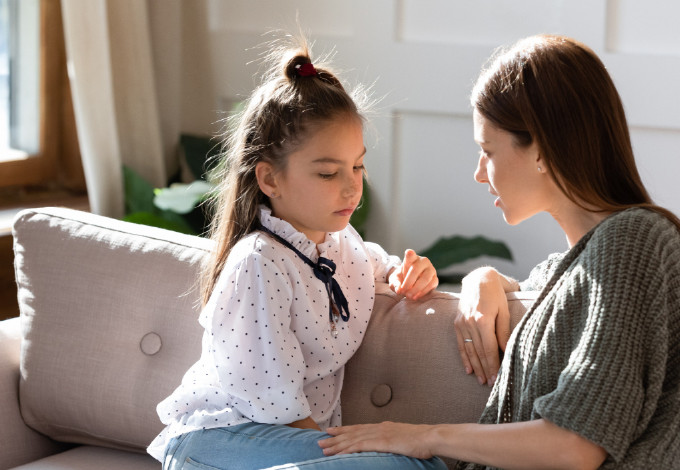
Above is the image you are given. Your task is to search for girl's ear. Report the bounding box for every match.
[255,161,278,198]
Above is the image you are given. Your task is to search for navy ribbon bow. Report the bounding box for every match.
[258,225,350,325]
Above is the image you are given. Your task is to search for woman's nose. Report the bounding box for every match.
[474,156,487,184]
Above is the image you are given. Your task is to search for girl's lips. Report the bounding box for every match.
[335,208,355,217]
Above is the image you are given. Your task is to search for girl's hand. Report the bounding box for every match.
[456,267,514,386]
[319,422,434,459]
[389,249,438,300]
[287,416,321,431]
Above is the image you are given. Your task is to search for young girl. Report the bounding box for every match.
[147,37,446,470]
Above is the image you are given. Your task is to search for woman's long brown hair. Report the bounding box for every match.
[471,34,680,230]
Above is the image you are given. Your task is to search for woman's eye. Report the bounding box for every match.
[319,173,337,180]
[353,165,365,172]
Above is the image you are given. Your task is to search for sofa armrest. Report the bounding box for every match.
[0,317,69,469]
[342,284,537,468]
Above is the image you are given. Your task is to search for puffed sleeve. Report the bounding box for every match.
[364,241,401,282]
[204,252,312,425]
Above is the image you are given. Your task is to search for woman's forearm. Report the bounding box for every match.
[462,266,520,294]
[426,419,606,470]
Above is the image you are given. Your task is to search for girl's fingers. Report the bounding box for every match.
[399,256,437,299]
[410,275,439,300]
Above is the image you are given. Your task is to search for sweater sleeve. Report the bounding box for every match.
[519,251,567,291]
[532,212,673,462]
[206,252,311,425]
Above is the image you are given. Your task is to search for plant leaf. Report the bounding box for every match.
[123,166,156,215]
[420,235,513,271]
[437,273,466,285]
[154,181,214,214]
[349,176,371,238]
[123,212,197,235]
[180,134,221,181]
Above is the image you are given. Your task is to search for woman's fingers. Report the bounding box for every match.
[454,324,475,377]
[319,423,433,459]
[455,307,501,386]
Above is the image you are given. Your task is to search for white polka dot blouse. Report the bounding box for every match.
[147,206,400,461]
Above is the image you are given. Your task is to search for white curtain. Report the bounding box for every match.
[61,0,180,218]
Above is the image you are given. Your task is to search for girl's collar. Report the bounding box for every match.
[258,205,340,260]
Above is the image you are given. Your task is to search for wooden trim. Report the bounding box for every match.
[0,234,18,320]
[0,0,85,191]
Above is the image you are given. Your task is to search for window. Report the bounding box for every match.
[1,0,40,162]
[0,0,85,192]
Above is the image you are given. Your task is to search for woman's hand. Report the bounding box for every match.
[319,422,434,459]
[389,249,438,300]
[320,419,607,469]
[457,267,517,386]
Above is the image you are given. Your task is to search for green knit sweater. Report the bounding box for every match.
[457,208,680,469]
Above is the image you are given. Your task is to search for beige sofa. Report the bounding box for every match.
[1,207,537,469]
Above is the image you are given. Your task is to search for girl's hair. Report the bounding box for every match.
[471,34,680,230]
[200,35,367,305]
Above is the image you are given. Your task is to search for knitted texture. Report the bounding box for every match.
[457,208,680,469]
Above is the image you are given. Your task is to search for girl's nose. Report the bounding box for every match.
[343,173,362,198]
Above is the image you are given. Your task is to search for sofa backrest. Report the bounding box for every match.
[13,207,536,455]
[342,285,533,428]
[13,208,209,452]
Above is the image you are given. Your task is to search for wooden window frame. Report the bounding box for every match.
[0,0,84,192]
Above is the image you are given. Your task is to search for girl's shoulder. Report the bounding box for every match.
[224,231,286,270]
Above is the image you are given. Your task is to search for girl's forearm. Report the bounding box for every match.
[425,419,606,470]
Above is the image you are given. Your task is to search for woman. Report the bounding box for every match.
[318,34,680,469]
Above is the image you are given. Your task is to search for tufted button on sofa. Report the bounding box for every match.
[0,207,536,469]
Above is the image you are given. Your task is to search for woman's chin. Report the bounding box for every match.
[501,211,522,226]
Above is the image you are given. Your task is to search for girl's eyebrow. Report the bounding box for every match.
[312,148,367,165]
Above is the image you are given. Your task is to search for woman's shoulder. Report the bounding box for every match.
[582,207,680,282]
[591,207,680,251]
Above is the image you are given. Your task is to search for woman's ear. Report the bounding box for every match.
[255,161,278,198]
[535,150,545,173]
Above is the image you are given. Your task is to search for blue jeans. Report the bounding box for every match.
[163,422,448,470]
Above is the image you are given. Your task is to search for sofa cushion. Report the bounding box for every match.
[10,445,159,470]
[13,207,210,452]
[342,284,536,427]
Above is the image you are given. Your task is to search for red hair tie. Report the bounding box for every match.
[295,63,317,77]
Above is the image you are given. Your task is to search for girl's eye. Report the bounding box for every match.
[353,165,365,172]
[319,173,337,180]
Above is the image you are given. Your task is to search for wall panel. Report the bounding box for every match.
[185,0,680,282]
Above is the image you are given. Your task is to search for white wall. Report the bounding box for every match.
[179,0,680,281]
